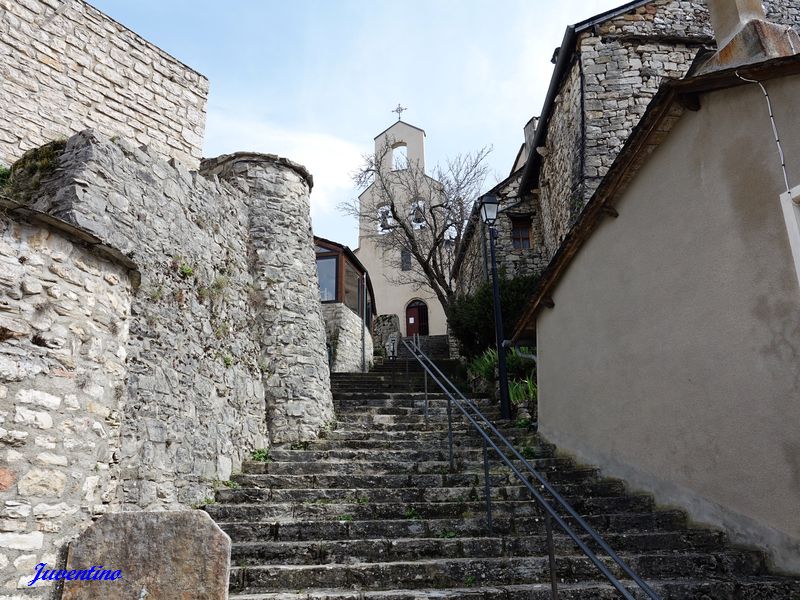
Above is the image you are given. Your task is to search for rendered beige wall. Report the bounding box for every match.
[537,76,800,572]
[357,121,447,337]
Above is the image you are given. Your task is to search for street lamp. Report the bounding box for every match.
[479,194,511,420]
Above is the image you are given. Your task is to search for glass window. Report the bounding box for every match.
[316,256,337,301]
[511,217,531,250]
[344,262,361,315]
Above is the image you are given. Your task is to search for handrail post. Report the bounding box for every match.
[424,369,429,422]
[406,355,410,391]
[545,514,559,599]
[482,436,493,535]
[446,396,454,471]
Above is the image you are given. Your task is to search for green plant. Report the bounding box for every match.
[222,354,233,368]
[221,480,240,490]
[0,165,10,188]
[191,496,216,508]
[509,375,537,407]
[513,418,532,429]
[250,448,271,462]
[290,441,310,450]
[439,530,457,539]
[467,348,497,381]
[521,446,536,460]
[214,323,231,339]
[338,514,354,522]
[403,507,421,520]
[447,272,541,359]
[177,262,194,279]
[354,496,370,505]
[464,575,477,587]
[148,285,164,301]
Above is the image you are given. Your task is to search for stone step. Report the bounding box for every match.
[228,577,800,600]
[304,438,550,452]
[230,530,729,566]
[206,494,655,523]
[264,445,556,463]
[228,551,766,592]
[232,467,602,490]
[217,480,629,505]
[215,510,690,543]
[240,456,573,476]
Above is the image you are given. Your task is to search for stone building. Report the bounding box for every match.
[0,1,332,596]
[457,0,800,293]
[0,0,208,168]
[511,0,800,572]
[314,236,376,372]
[355,120,448,339]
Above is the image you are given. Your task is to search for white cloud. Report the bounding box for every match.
[202,109,366,220]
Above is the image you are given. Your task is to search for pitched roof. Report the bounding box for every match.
[511,53,800,343]
[517,0,709,194]
[373,120,426,141]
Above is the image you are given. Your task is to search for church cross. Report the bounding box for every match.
[392,103,407,120]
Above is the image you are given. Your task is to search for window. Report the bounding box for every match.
[377,205,394,234]
[344,261,361,315]
[401,249,412,271]
[511,217,531,249]
[316,256,337,301]
[410,198,426,230]
[392,144,408,170]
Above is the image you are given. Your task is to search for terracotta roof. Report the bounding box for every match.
[511,53,800,343]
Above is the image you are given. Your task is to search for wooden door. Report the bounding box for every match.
[406,300,429,336]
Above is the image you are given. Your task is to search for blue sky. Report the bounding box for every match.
[89,0,623,247]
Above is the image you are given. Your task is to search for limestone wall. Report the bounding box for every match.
[0,212,132,596]
[0,130,333,595]
[0,0,208,169]
[201,154,334,443]
[321,304,373,373]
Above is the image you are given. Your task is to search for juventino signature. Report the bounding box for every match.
[28,563,123,586]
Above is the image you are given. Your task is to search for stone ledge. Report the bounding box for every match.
[200,152,314,190]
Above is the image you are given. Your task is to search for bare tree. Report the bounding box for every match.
[341,137,491,314]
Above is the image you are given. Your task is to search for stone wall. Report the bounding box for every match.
[0,0,208,169]
[201,154,334,443]
[321,304,373,373]
[372,314,400,354]
[533,0,800,260]
[0,130,333,596]
[0,210,133,596]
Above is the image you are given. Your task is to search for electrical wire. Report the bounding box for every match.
[735,71,791,192]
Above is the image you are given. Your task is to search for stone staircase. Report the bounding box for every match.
[396,335,450,360]
[206,361,800,599]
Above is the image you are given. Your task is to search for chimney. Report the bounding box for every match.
[700,0,800,73]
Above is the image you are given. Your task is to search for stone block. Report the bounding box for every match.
[61,511,230,599]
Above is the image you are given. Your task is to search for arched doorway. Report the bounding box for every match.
[405,299,429,336]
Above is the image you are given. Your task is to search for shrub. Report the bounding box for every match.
[447,272,540,359]
[467,348,497,381]
[509,375,537,406]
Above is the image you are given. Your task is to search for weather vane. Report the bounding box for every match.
[392,103,407,121]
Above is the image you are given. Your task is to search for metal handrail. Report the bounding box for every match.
[401,337,661,600]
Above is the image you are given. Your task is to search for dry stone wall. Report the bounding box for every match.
[321,304,373,373]
[0,0,208,169]
[535,0,800,260]
[0,130,333,596]
[0,212,132,597]
[201,154,334,443]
